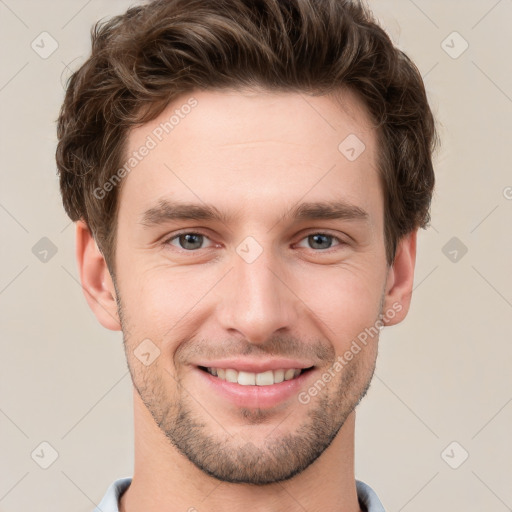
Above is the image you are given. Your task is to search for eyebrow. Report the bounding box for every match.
[139,199,369,228]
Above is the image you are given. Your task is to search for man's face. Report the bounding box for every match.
[112,88,391,484]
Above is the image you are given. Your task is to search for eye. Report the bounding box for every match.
[296,233,344,250]
[163,231,345,253]
[165,232,215,251]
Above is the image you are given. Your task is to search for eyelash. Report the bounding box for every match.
[163,230,347,252]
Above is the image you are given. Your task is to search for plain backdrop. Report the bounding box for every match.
[1,1,511,511]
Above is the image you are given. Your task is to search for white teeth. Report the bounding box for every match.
[238,371,256,385]
[284,369,296,381]
[273,369,285,383]
[255,370,274,386]
[225,369,238,383]
[205,367,306,386]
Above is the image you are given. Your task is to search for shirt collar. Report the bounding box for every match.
[94,477,386,511]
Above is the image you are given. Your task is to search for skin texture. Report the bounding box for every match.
[76,87,417,512]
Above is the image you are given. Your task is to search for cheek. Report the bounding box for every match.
[116,270,168,337]
[295,264,384,345]
[118,267,212,342]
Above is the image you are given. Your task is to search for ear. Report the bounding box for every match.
[75,220,121,331]
[382,230,417,326]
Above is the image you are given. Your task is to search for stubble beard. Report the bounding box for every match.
[115,285,380,485]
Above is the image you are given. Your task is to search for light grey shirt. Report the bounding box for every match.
[93,476,386,511]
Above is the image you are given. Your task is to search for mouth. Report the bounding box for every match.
[193,358,318,409]
[195,364,316,409]
[198,365,315,386]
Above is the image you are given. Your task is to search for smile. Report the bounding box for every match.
[199,366,314,386]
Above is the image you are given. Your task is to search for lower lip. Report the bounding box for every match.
[194,367,314,409]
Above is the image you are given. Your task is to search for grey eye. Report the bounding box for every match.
[168,233,212,251]
[306,233,337,250]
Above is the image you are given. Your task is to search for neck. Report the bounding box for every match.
[120,389,363,512]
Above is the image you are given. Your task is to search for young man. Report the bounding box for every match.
[56,0,437,510]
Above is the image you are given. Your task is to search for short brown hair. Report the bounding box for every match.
[56,0,438,274]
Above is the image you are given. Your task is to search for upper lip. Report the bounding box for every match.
[195,358,315,373]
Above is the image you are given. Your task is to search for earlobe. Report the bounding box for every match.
[382,230,417,326]
[75,220,121,331]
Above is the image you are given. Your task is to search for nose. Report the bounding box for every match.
[216,243,300,345]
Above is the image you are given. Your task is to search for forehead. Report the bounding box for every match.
[118,87,380,225]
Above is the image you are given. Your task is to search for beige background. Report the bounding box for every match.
[1,0,511,511]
